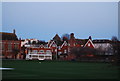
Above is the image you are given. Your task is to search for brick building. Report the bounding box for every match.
[47,33,95,60]
[0,30,21,59]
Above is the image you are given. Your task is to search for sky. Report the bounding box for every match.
[2,2,118,41]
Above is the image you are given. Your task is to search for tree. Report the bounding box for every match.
[61,33,70,41]
[37,40,46,45]
[70,47,97,60]
[32,41,37,44]
[28,40,31,44]
[111,36,120,65]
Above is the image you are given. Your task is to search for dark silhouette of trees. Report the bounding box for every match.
[70,47,97,60]
[111,36,120,65]
[28,40,31,44]
[61,33,70,42]
[37,40,46,45]
[32,41,37,44]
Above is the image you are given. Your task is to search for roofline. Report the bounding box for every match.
[61,41,67,48]
[84,39,95,48]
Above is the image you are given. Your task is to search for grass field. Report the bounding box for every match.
[2,60,120,80]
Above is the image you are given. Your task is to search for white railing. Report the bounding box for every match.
[26,53,52,60]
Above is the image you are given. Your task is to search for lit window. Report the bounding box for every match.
[64,50,67,53]
[88,43,90,46]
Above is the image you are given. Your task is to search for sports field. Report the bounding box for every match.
[2,60,120,80]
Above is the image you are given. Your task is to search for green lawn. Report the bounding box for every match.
[2,60,120,80]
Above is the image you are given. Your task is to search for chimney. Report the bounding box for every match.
[13,29,16,34]
[89,36,92,40]
[70,33,75,39]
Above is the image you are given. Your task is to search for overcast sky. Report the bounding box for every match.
[2,2,118,41]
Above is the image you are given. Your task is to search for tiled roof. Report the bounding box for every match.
[75,39,88,45]
[53,34,61,41]
[0,32,18,40]
[93,39,111,43]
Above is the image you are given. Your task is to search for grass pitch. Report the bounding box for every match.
[2,60,120,80]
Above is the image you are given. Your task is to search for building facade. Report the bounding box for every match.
[0,30,21,59]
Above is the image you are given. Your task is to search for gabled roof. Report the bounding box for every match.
[49,41,57,48]
[84,39,95,48]
[61,41,68,48]
[0,32,18,40]
[39,44,45,48]
[47,40,53,47]
[53,34,61,41]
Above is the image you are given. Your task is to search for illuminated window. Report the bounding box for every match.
[64,50,67,53]
[88,43,90,46]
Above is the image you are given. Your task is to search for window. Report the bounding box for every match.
[68,44,70,46]
[74,43,75,46]
[14,44,19,49]
[32,50,38,54]
[8,43,12,51]
[58,52,62,55]
[0,42,2,50]
[58,46,61,50]
[39,50,44,53]
[46,50,51,54]
[52,44,56,47]
[88,43,90,46]
[64,50,67,53]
